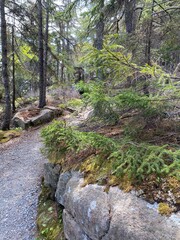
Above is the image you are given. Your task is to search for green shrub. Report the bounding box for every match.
[110,142,180,182]
[41,121,180,182]
[41,120,117,162]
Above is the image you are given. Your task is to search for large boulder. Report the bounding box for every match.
[12,106,62,129]
[12,111,31,129]
[44,169,180,240]
[44,105,63,116]
[102,187,180,240]
[30,109,54,126]
[63,173,110,240]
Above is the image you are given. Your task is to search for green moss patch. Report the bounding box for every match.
[15,97,38,108]
[59,98,83,112]
[158,203,173,216]
[37,183,65,240]
[0,129,21,144]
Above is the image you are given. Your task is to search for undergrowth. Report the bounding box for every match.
[41,120,180,183]
[75,81,170,125]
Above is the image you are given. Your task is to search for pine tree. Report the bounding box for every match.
[1,0,11,130]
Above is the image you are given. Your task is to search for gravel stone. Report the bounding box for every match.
[0,129,47,240]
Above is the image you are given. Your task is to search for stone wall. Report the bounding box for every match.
[44,163,180,240]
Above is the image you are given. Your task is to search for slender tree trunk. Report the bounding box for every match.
[145,0,155,65]
[94,0,105,51]
[94,0,105,80]
[124,0,136,34]
[44,0,49,103]
[1,0,11,130]
[124,0,137,60]
[38,0,46,108]
[56,39,60,80]
[60,22,65,82]
[66,21,71,82]
[12,25,16,113]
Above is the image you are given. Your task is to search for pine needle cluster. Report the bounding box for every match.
[41,121,180,182]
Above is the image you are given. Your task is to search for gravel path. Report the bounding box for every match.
[0,129,47,240]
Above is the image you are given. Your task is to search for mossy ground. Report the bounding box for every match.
[36,183,65,240]
[42,116,180,215]
[40,104,180,218]
[79,154,180,213]
[59,98,83,112]
[0,129,22,143]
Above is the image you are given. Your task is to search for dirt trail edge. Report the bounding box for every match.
[0,129,47,240]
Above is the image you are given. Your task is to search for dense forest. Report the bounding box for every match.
[0,0,180,234]
[0,0,180,239]
[0,0,180,126]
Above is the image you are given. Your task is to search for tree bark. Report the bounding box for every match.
[1,0,11,130]
[94,0,105,51]
[124,0,136,34]
[145,0,155,65]
[38,0,46,108]
[94,0,105,80]
[12,25,16,113]
[44,0,49,103]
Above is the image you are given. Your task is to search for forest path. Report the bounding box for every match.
[0,128,47,240]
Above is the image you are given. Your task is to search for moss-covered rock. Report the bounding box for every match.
[0,129,21,144]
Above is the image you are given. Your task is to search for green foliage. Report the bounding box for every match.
[41,121,78,161]
[80,35,177,124]
[41,121,180,182]
[76,80,168,125]
[0,129,21,143]
[66,98,83,108]
[19,44,38,61]
[76,81,119,123]
[75,80,92,94]
[114,90,167,118]
[80,39,135,82]
[41,120,117,162]
[110,142,180,182]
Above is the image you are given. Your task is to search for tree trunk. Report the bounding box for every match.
[44,0,49,103]
[56,39,61,80]
[94,0,105,51]
[94,0,105,80]
[66,21,71,82]
[12,25,16,113]
[1,0,11,130]
[38,0,46,108]
[145,0,155,65]
[124,0,136,34]
[58,21,65,82]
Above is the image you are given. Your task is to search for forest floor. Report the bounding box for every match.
[0,128,47,240]
[0,90,90,240]
[0,87,179,239]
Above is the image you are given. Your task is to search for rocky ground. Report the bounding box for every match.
[0,87,81,240]
[0,128,47,240]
